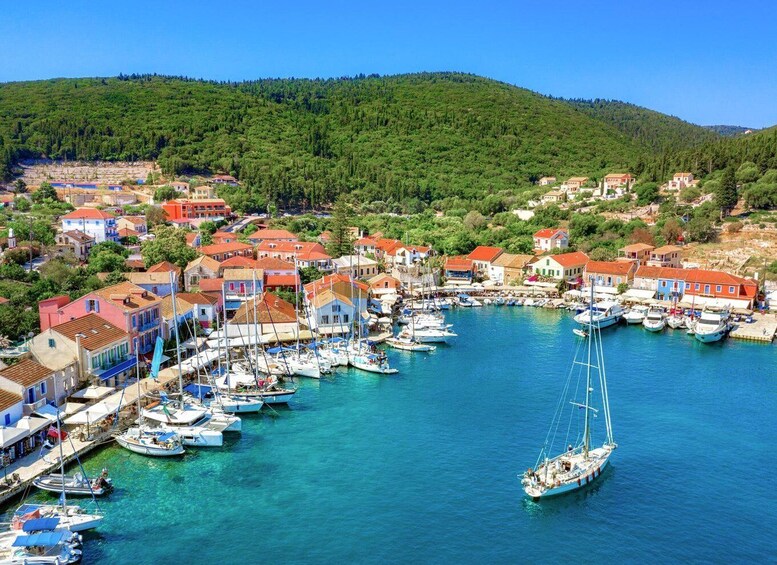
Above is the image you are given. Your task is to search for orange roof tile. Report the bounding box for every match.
[533,228,567,239]
[52,313,128,351]
[61,208,115,220]
[548,251,589,267]
[585,260,635,276]
[199,241,253,256]
[0,358,53,387]
[467,246,504,262]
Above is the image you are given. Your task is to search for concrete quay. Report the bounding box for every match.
[729,313,777,343]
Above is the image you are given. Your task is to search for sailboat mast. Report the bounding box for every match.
[54,378,67,512]
[169,271,184,409]
[583,280,594,457]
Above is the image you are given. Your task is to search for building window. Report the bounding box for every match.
[685,282,690,290]
[728,286,735,294]
[332,305,341,313]
[322,315,329,324]
[716,285,722,293]
[704,285,710,294]
[343,314,349,323]
[333,315,340,323]
[695,283,700,291]
[3,414,9,425]
[40,381,47,395]
[48,338,56,348]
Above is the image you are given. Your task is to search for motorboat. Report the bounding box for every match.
[385,336,436,352]
[142,400,225,447]
[184,383,264,414]
[214,373,297,405]
[694,308,730,343]
[350,352,398,374]
[0,528,82,564]
[399,327,457,343]
[116,427,186,457]
[33,470,112,497]
[573,300,624,329]
[11,503,102,533]
[623,305,648,324]
[642,308,666,332]
[666,312,686,329]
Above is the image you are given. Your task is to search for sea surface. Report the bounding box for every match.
[9,308,777,563]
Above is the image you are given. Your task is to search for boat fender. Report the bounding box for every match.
[577,478,581,486]
[585,474,589,484]
[597,466,601,476]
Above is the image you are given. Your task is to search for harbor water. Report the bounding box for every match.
[11,308,777,563]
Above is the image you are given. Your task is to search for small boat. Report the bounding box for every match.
[572,328,588,338]
[666,313,686,329]
[385,336,436,352]
[116,427,186,457]
[33,470,113,497]
[350,353,398,374]
[623,305,648,324]
[0,528,82,564]
[401,327,457,343]
[573,300,624,329]
[483,298,493,305]
[694,307,730,343]
[215,373,297,405]
[11,503,103,533]
[642,308,666,332]
[522,282,616,500]
[494,297,506,306]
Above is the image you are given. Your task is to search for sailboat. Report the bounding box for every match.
[115,346,186,457]
[521,282,616,500]
[12,384,104,532]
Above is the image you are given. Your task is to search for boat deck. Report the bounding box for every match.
[729,313,777,343]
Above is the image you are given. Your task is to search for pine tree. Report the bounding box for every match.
[716,167,738,216]
[325,197,355,258]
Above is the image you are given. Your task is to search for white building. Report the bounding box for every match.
[332,255,379,279]
[61,208,118,243]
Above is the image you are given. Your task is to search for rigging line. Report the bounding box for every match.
[262,292,294,380]
[65,432,102,513]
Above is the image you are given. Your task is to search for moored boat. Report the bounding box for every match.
[385,336,436,352]
[623,305,648,324]
[642,308,666,332]
[33,470,112,497]
[115,427,186,457]
[694,307,730,343]
[573,300,624,328]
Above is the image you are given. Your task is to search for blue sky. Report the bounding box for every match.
[1,1,776,127]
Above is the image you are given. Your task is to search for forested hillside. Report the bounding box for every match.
[1,73,645,210]
[563,98,720,152]
[704,125,753,137]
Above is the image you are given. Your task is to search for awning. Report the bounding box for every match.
[93,356,137,381]
[22,517,60,532]
[623,288,656,300]
[33,404,64,422]
[0,426,29,448]
[13,416,50,435]
[688,295,752,309]
[12,531,69,547]
[183,383,212,399]
[182,349,222,370]
[63,401,120,425]
[70,385,115,401]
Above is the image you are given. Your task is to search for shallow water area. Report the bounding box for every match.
[8,307,776,564]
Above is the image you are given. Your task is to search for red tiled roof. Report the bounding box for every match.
[62,208,115,220]
[174,292,219,306]
[198,278,225,292]
[0,358,53,387]
[548,251,589,267]
[355,237,377,246]
[374,238,402,254]
[303,273,369,296]
[231,292,297,324]
[220,256,260,269]
[620,243,655,252]
[445,256,474,270]
[533,228,566,239]
[147,261,181,274]
[199,241,253,256]
[256,241,325,254]
[585,260,634,276]
[467,246,504,262]
[254,257,296,271]
[651,245,682,255]
[51,313,128,351]
[635,267,758,296]
[118,228,139,238]
[264,274,301,288]
[185,232,200,246]
[247,229,298,241]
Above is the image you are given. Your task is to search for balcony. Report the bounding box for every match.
[91,356,137,382]
[23,397,48,416]
[138,320,159,332]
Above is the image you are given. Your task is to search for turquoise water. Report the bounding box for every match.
[12,308,777,563]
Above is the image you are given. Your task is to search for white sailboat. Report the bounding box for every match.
[522,282,616,500]
[623,305,648,324]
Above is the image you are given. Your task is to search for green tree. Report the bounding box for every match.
[661,218,682,244]
[325,197,355,257]
[14,197,30,212]
[735,161,760,184]
[141,225,199,268]
[686,215,716,243]
[715,167,738,216]
[199,221,218,235]
[13,179,27,194]
[679,186,701,203]
[616,282,629,294]
[154,186,178,203]
[145,206,167,226]
[88,250,127,273]
[463,210,486,231]
[299,266,323,285]
[32,181,58,203]
[90,240,129,258]
[634,182,659,205]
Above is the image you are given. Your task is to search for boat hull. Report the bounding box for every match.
[695,328,727,343]
[220,397,264,413]
[643,321,666,332]
[523,448,614,500]
[116,437,185,456]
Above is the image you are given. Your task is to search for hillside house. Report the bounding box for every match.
[467,246,504,275]
[584,260,637,289]
[646,245,682,268]
[54,230,95,261]
[61,208,118,243]
[199,241,254,262]
[175,292,221,328]
[533,228,569,252]
[489,253,534,285]
[332,255,379,279]
[542,190,566,204]
[539,176,557,186]
[618,243,655,266]
[184,255,220,291]
[247,229,298,246]
[667,172,696,191]
[602,173,635,196]
[116,216,147,235]
[530,251,588,282]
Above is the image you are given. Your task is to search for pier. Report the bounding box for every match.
[729,313,777,343]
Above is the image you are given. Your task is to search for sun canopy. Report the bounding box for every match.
[70,385,115,401]
[183,383,212,399]
[0,426,29,448]
[182,349,221,371]
[12,531,69,547]
[22,517,60,532]
[623,288,656,300]
[13,416,50,435]
[63,401,120,425]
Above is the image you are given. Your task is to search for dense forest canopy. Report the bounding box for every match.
[0,72,773,212]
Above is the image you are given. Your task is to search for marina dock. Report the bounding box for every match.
[729,313,777,343]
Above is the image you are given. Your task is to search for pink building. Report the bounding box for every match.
[38,282,162,354]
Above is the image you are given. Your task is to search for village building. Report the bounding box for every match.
[393,245,431,267]
[466,246,504,275]
[209,174,239,186]
[488,253,534,286]
[539,176,557,186]
[444,257,475,284]
[541,190,567,204]
[530,251,588,282]
[184,255,220,291]
[161,198,231,221]
[332,255,379,279]
[199,241,254,262]
[126,271,180,297]
[116,216,147,235]
[54,230,95,261]
[633,266,758,307]
[666,172,696,191]
[169,181,190,194]
[223,269,264,316]
[176,292,221,328]
[563,177,589,191]
[185,232,201,248]
[61,208,118,243]
[255,241,332,272]
[618,243,655,266]
[30,314,134,389]
[39,282,162,355]
[646,245,683,268]
[228,293,300,338]
[533,228,569,252]
[210,231,240,245]
[367,273,401,297]
[0,359,56,417]
[584,260,637,289]
[159,295,195,340]
[246,229,298,246]
[602,173,636,196]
